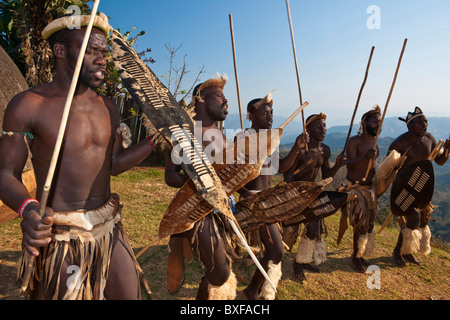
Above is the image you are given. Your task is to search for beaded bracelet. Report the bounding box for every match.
[146,136,157,148]
[18,199,39,218]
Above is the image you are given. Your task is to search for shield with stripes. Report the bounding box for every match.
[390,160,434,216]
[283,191,348,226]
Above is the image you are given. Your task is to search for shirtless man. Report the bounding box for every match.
[340,106,381,273]
[389,107,449,266]
[282,113,346,280]
[237,93,308,299]
[0,14,156,299]
[164,74,238,300]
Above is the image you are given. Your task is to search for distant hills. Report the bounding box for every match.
[223,113,450,242]
[223,113,450,146]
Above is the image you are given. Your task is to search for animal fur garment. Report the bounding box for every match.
[356,231,376,258]
[259,261,282,300]
[17,194,143,300]
[41,12,111,40]
[295,234,327,265]
[246,90,275,120]
[340,182,377,231]
[207,270,237,300]
[373,150,407,197]
[400,227,422,256]
[116,123,132,149]
[419,225,431,255]
[313,238,327,265]
[190,73,228,106]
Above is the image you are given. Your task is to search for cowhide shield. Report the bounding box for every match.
[283,191,348,226]
[110,29,235,222]
[158,129,282,238]
[390,160,434,216]
[234,178,332,233]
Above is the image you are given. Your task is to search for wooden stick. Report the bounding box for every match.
[428,139,444,161]
[280,102,309,130]
[277,152,321,187]
[343,46,375,154]
[363,38,408,182]
[228,218,277,293]
[229,14,244,131]
[285,0,307,150]
[378,211,393,234]
[20,0,102,292]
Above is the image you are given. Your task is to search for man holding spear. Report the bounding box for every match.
[164,75,239,300]
[0,12,156,299]
[282,113,346,280]
[339,39,407,273]
[237,92,308,299]
[339,106,381,273]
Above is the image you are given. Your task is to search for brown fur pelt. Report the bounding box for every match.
[207,270,237,300]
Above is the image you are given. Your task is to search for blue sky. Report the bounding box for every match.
[99,0,450,127]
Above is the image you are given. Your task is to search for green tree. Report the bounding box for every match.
[0,0,90,86]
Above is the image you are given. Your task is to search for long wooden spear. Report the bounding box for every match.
[229,14,244,131]
[342,46,375,155]
[363,38,408,181]
[19,0,102,292]
[285,0,308,150]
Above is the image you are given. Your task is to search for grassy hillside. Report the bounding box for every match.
[0,167,449,300]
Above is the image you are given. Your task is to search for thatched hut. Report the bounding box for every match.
[0,46,36,223]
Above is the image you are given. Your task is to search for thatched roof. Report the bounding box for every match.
[0,46,29,129]
[0,46,33,173]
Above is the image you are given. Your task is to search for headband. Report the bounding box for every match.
[361,105,381,123]
[42,12,110,40]
[306,113,327,127]
[398,106,425,124]
[246,90,275,120]
[190,72,227,106]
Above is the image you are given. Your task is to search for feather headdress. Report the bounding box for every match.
[190,72,228,106]
[246,89,275,120]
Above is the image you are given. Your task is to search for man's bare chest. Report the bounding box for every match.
[34,101,112,152]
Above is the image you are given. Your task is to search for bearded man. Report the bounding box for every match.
[340,106,381,273]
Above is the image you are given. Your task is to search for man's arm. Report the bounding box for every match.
[434,135,450,166]
[322,145,346,179]
[164,149,189,188]
[0,93,36,211]
[345,138,377,170]
[278,132,308,174]
[107,98,156,176]
[0,93,53,256]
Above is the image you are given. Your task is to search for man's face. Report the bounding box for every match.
[202,86,228,121]
[408,115,428,137]
[66,28,108,89]
[250,104,273,130]
[307,118,327,141]
[365,114,381,137]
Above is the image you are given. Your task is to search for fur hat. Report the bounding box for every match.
[398,106,425,124]
[246,90,275,120]
[190,72,228,106]
[42,12,110,40]
[305,112,327,127]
